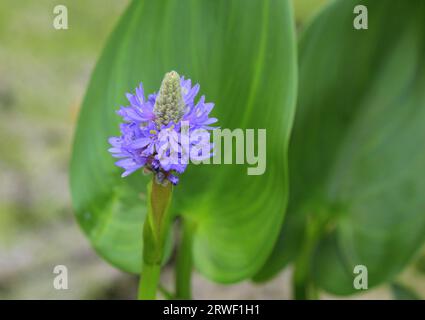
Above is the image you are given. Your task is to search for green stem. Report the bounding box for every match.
[293,215,323,300]
[138,263,161,299]
[175,217,195,299]
[138,179,173,300]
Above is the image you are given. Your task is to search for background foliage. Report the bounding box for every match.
[256,0,425,296]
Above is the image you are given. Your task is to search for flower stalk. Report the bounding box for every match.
[138,179,173,300]
[175,217,195,299]
[293,213,328,300]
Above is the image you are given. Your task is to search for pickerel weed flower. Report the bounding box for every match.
[108,71,217,185]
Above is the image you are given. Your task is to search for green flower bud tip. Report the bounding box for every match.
[153,70,184,127]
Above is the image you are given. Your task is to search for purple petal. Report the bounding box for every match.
[121,165,143,177]
[131,137,151,148]
[108,137,121,147]
[115,158,136,168]
[168,174,179,185]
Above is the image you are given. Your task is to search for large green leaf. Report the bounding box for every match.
[70,0,297,282]
[256,0,425,294]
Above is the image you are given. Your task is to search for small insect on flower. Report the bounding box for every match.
[108,71,218,185]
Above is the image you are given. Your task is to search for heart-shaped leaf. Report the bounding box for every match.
[70,0,297,282]
[256,0,425,294]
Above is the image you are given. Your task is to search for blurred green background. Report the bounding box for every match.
[0,0,424,299]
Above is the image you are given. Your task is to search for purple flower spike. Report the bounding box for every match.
[108,71,217,185]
